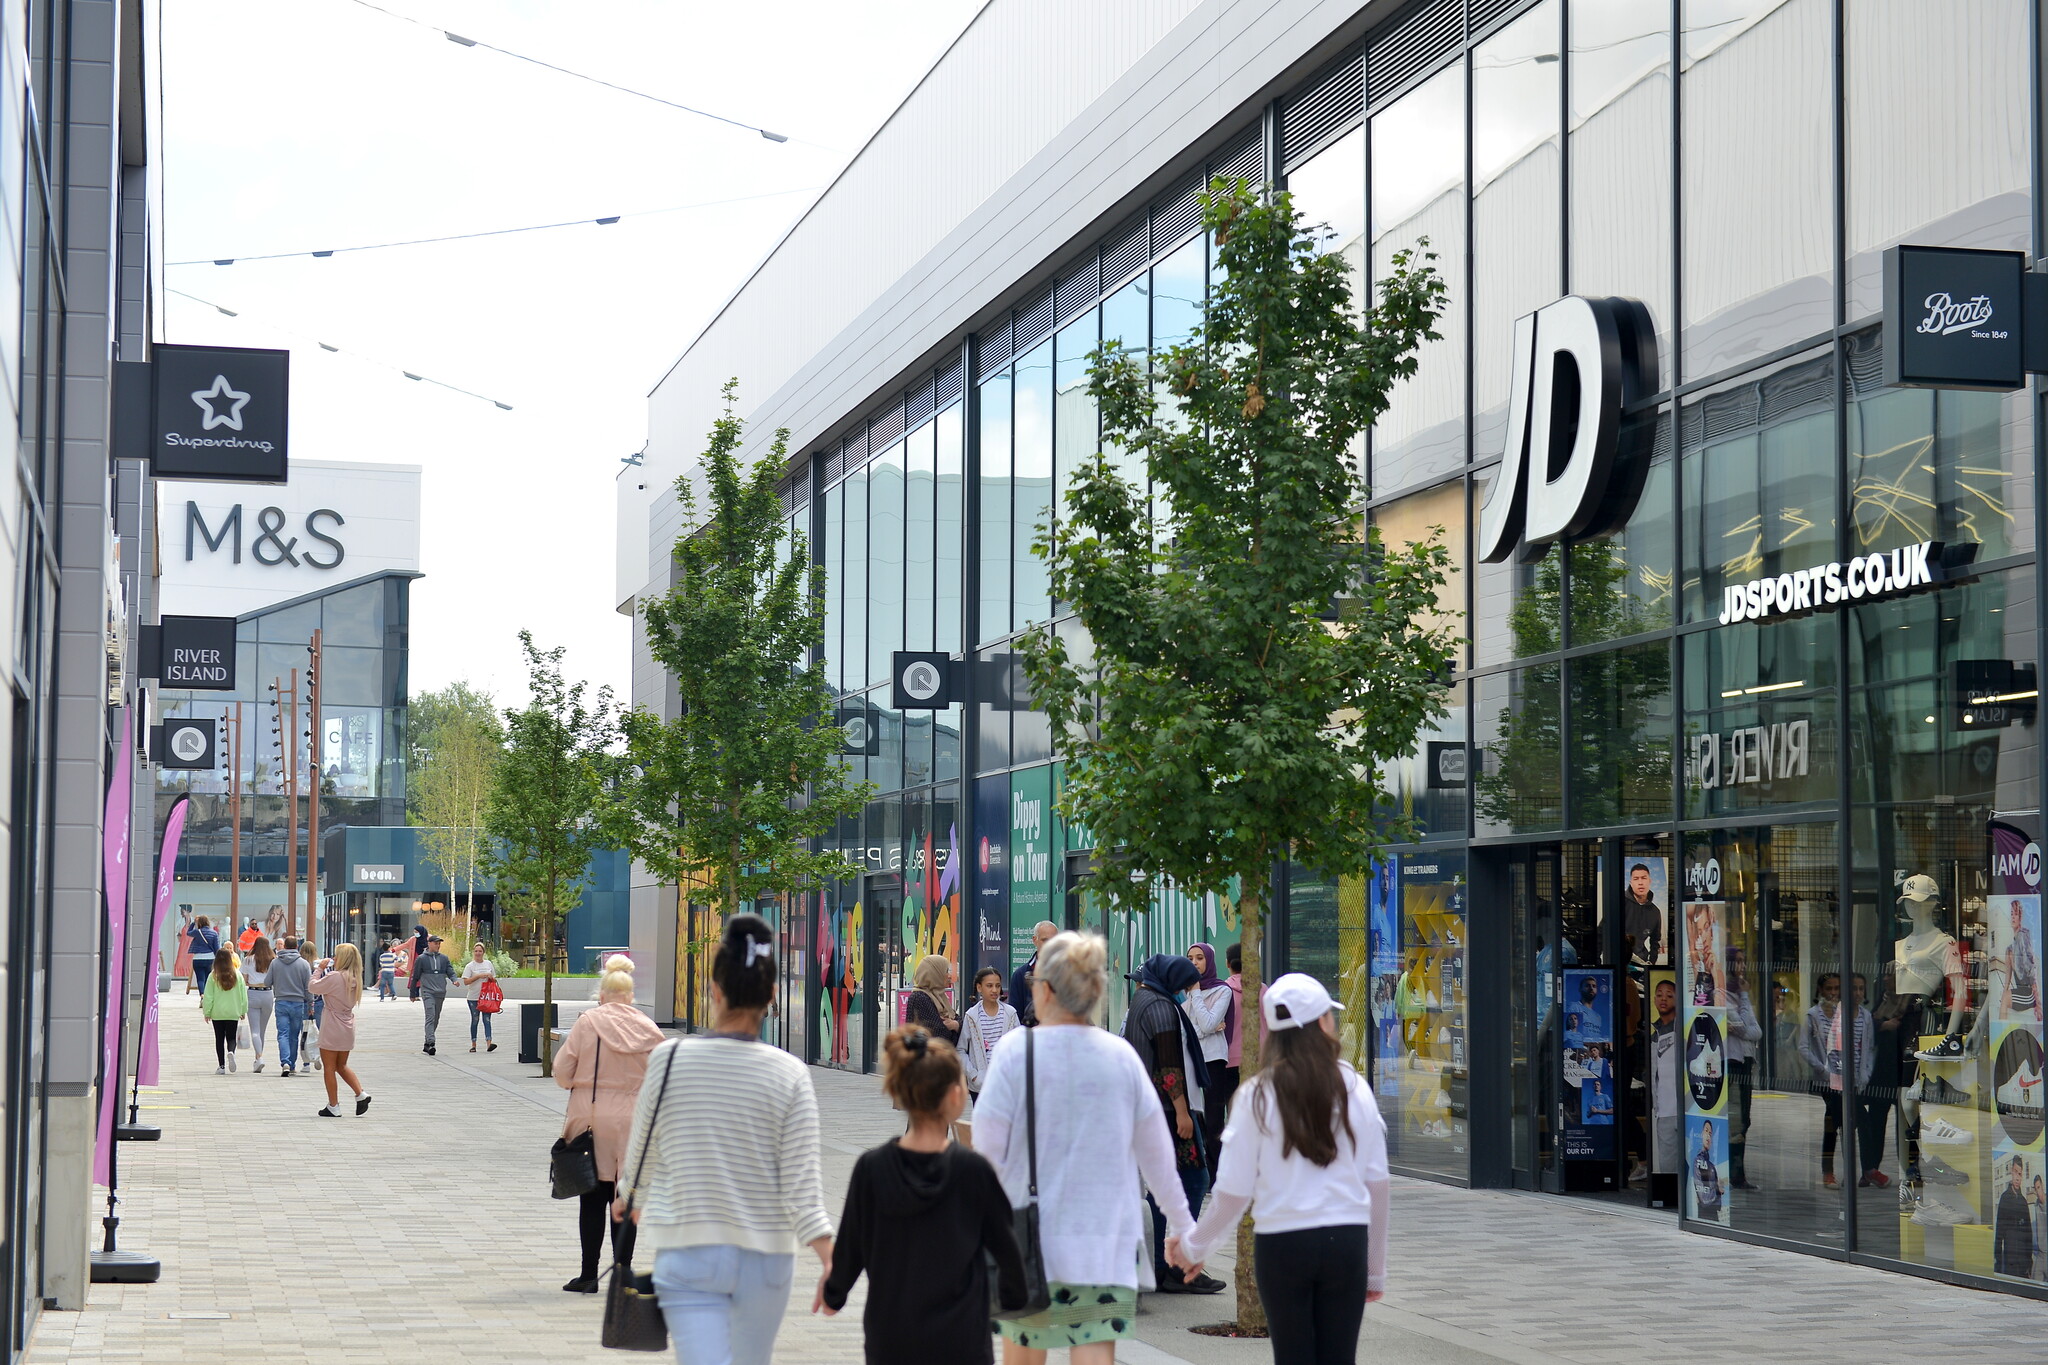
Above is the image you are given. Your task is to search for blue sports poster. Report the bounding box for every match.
[1562,968,1616,1160]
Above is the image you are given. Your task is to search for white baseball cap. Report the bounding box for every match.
[1263,973,1343,1032]
[1898,874,1942,905]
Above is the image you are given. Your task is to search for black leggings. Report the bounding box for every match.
[578,1179,637,1280]
[212,1019,238,1066]
[1204,1060,1237,1180]
[1253,1224,1369,1365]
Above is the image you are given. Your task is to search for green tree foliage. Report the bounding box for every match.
[1017,180,1457,1329]
[485,633,616,1076]
[416,688,504,950]
[406,681,499,822]
[608,382,871,935]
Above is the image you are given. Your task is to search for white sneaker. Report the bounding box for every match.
[215,1065,226,1075]
[254,1060,264,1073]
[1910,1196,1979,1227]
[1690,1037,1723,1080]
[228,1051,236,1073]
[1998,1063,2042,1114]
[1919,1116,1974,1146]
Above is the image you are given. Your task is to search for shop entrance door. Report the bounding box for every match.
[1507,836,1674,1201]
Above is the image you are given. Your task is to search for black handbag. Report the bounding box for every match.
[990,1026,1052,1320]
[603,1044,677,1352]
[550,1037,602,1200]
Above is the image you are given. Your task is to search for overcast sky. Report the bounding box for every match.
[161,0,980,705]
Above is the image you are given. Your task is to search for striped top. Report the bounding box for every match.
[616,1036,834,1255]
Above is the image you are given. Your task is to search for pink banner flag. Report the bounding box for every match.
[136,796,190,1089]
[93,706,134,1188]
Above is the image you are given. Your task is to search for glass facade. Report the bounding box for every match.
[655,0,2048,1301]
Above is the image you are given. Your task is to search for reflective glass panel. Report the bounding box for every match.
[1569,417,1675,646]
[977,373,1012,643]
[1013,341,1053,628]
[905,423,936,655]
[1568,641,1674,828]
[868,442,905,684]
[936,404,964,656]
[1475,663,1564,836]
[1682,615,1838,821]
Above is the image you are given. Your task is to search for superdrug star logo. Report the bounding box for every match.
[190,374,252,431]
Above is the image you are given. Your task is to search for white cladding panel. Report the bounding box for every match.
[621,0,1398,609]
[157,460,422,618]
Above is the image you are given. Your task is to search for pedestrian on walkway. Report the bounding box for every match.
[816,1024,1027,1363]
[554,955,667,1294]
[1168,973,1389,1365]
[461,942,499,1052]
[976,931,1197,1363]
[235,919,259,953]
[1009,920,1058,1027]
[415,934,456,1055]
[243,937,277,1074]
[269,936,313,1078]
[904,954,959,1046]
[300,938,324,1073]
[376,939,399,1000]
[407,923,429,1001]
[201,950,248,1074]
[187,914,220,993]
[959,967,1020,1102]
[309,943,371,1119]
[1120,952,1220,1296]
[614,914,834,1365]
[1184,942,1236,1183]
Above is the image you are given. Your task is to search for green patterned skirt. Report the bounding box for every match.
[996,1282,1139,1349]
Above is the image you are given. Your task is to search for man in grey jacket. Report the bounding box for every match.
[415,935,458,1055]
[268,938,314,1078]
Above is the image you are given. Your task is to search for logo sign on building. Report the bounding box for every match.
[838,700,882,756]
[1426,741,1467,789]
[149,614,238,690]
[891,651,958,710]
[1478,295,1659,564]
[1687,720,1811,792]
[144,344,290,483]
[1882,246,2026,392]
[1716,541,1955,625]
[154,718,216,770]
[352,864,405,885]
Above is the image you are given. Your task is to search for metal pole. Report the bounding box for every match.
[305,631,322,950]
[228,703,242,929]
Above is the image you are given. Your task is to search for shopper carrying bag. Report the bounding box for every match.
[603,1041,677,1353]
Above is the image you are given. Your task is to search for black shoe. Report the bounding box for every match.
[1922,1075,1971,1106]
[1915,1033,1967,1062]
[1922,1156,1970,1186]
[1150,1276,1188,1294]
[487,1042,497,1052]
[427,1045,436,1056]
[316,1105,343,1118]
[355,1094,373,1116]
[563,1278,598,1294]
[422,1045,432,1055]
[280,1067,293,1078]
[1183,1273,1227,1295]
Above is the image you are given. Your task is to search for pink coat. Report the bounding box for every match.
[555,1002,668,1182]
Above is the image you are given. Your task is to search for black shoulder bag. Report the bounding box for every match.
[603,1043,677,1352]
[990,1026,1052,1320]
[549,1035,602,1200]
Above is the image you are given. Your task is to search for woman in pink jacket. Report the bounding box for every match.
[554,955,667,1293]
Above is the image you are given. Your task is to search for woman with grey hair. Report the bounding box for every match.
[904,953,959,1046]
[974,931,1195,1364]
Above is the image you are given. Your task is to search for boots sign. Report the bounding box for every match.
[1477,295,1659,564]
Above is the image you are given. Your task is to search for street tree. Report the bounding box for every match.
[609,383,871,959]
[1018,180,1457,1330]
[406,680,498,822]
[485,632,616,1076]
[416,683,504,950]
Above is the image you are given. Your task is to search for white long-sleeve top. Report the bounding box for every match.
[1723,987,1764,1063]
[1183,983,1232,1065]
[974,1022,1194,1289]
[1179,1061,1391,1291]
[616,1037,834,1256]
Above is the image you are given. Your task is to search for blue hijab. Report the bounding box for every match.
[1128,954,1208,1110]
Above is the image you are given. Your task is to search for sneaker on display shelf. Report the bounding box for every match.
[1920,1156,1971,1187]
[1917,1116,1975,1146]
[1689,1037,1723,1080]
[1909,1196,1979,1228]
[1919,1074,1971,1107]
[1914,1033,1968,1062]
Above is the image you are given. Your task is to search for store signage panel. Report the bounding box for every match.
[1477,294,1659,564]
[1882,246,2026,392]
[1716,541,1949,626]
[1426,741,1466,789]
[157,615,237,689]
[154,719,216,769]
[890,651,958,710]
[148,344,291,483]
[352,864,404,884]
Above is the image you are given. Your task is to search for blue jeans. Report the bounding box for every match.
[468,999,492,1041]
[651,1245,794,1365]
[377,969,396,1000]
[275,999,308,1070]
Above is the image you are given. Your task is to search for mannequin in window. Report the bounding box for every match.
[1873,874,1968,1193]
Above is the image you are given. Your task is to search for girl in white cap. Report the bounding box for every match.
[1166,973,1388,1365]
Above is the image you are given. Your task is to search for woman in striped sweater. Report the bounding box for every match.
[616,914,835,1365]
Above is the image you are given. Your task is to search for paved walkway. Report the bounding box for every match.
[29,994,2045,1363]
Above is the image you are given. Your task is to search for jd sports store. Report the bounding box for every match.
[623,0,2048,1301]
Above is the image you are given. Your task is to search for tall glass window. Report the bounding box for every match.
[1570,0,1673,388]
[1100,273,1149,490]
[1371,63,1466,496]
[868,442,905,683]
[1844,0,2029,318]
[1287,126,1365,295]
[1569,418,1676,646]
[935,404,964,656]
[977,373,1012,644]
[1474,663,1564,837]
[905,422,936,655]
[1054,310,1098,555]
[1012,340,1054,628]
[1471,0,1560,469]
[1680,0,1832,378]
[842,465,869,691]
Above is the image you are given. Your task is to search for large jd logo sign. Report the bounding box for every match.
[1477,296,1659,564]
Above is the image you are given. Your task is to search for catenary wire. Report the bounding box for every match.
[167,186,821,266]
[169,288,516,411]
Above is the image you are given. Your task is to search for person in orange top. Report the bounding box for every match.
[236,919,261,953]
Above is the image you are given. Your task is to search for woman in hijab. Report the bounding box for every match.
[1184,942,1238,1183]
[1121,953,1224,1295]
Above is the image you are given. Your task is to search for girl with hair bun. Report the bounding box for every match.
[554,949,667,1293]
[817,1025,1026,1363]
[616,913,835,1362]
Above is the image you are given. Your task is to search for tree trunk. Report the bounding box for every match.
[540,878,557,1078]
[1233,884,1267,1334]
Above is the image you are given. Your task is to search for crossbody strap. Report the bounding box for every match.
[621,1041,677,1214]
[1025,1025,1038,1200]
[588,1034,603,1118]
